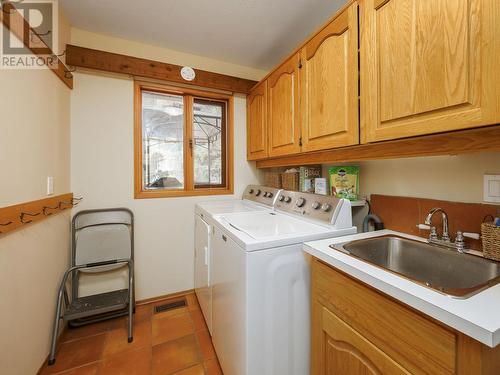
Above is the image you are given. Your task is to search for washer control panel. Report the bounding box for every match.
[242,185,281,206]
[275,190,343,223]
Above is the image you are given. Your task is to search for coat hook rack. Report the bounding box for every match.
[0,193,75,237]
[20,211,41,224]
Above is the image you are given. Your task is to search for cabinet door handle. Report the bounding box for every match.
[222,235,227,242]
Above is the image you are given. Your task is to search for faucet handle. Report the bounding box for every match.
[462,232,480,240]
[429,226,438,240]
[417,224,438,240]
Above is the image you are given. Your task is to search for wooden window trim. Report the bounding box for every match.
[134,81,234,199]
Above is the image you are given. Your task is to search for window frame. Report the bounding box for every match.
[134,81,234,199]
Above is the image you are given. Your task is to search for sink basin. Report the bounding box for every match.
[330,235,500,298]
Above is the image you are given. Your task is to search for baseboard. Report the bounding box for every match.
[136,289,195,305]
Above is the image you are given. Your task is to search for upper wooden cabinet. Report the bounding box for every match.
[267,54,302,157]
[360,0,500,143]
[247,80,268,160]
[300,2,359,153]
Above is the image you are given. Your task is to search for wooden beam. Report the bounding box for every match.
[0,3,73,89]
[66,45,258,94]
[0,193,74,236]
[256,125,500,168]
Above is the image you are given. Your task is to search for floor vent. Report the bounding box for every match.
[154,299,187,314]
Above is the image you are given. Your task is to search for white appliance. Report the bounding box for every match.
[194,185,281,334]
[211,189,357,375]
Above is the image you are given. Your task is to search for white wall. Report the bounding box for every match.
[0,11,72,375]
[322,152,500,204]
[70,72,260,299]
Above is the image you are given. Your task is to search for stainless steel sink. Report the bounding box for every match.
[330,235,500,298]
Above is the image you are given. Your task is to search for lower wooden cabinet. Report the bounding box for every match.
[311,258,500,375]
[320,305,409,374]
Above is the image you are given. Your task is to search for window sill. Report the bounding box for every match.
[134,188,234,199]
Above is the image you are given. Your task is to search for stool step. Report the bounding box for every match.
[64,289,129,321]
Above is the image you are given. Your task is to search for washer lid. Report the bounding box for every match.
[222,211,328,240]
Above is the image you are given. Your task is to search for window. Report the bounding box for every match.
[134,82,233,198]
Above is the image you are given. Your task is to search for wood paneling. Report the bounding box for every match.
[247,81,268,160]
[0,3,73,89]
[370,195,500,251]
[360,0,500,142]
[256,124,500,168]
[267,54,301,157]
[313,260,456,375]
[0,193,74,236]
[300,2,359,153]
[66,45,257,94]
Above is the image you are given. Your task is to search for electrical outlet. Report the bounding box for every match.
[47,176,54,195]
[484,175,500,203]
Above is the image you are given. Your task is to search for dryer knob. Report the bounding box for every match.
[249,188,254,194]
[284,196,292,203]
[278,195,285,202]
[321,203,332,212]
[255,189,262,196]
[296,197,306,207]
[312,201,321,210]
[267,192,273,198]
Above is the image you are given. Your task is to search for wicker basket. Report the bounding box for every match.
[481,222,500,261]
[281,172,299,191]
[264,172,282,189]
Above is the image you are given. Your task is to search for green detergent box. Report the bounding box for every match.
[328,166,359,200]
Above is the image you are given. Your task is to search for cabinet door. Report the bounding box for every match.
[301,2,359,152]
[360,0,500,143]
[247,81,268,160]
[267,54,301,157]
[315,305,410,375]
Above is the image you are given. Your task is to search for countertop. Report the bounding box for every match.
[303,229,500,348]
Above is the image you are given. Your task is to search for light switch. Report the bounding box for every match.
[47,176,54,195]
[484,175,500,202]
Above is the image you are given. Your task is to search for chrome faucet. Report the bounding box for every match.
[424,207,450,242]
[420,208,481,254]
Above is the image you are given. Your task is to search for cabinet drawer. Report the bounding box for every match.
[312,259,456,375]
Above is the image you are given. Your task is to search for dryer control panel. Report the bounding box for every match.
[242,185,281,207]
[275,190,348,225]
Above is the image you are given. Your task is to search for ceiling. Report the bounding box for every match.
[59,0,346,71]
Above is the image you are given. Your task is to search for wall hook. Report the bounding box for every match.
[72,197,83,206]
[64,66,76,79]
[0,221,13,234]
[20,211,41,224]
[29,29,51,44]
[51,49,66,59]
[43,204,59,216]
[58,197,83,209]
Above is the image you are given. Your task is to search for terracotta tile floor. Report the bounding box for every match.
[40,293,223,375]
